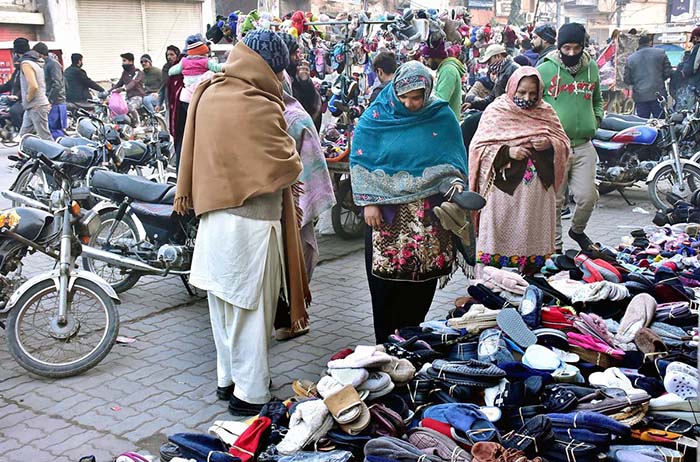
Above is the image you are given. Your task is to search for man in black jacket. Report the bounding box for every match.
[624,35,672,118]
[64,53,105,104]
[465,44,519,111]
[0,38,29,129]
[279,33,322,131]
[33,42,67,138]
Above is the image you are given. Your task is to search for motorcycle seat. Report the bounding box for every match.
[594,129,617,141]
[600,116,647,132]
[58,136,96,148]
[20,135,70,160]
[91,170,174,203]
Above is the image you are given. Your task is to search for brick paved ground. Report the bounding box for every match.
[0,184,656,461]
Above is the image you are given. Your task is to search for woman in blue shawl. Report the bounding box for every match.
[350,61,469,343]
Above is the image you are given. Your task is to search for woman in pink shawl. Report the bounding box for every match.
[469,66,571,274]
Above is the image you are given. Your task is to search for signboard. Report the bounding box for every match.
[670,0,693,21]
[495,0,511,16]
[0,49,13,86]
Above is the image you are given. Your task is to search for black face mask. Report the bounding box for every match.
[560,51,583,68]
[122,64,134,72]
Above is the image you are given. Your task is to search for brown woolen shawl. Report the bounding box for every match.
[175,41,311,330]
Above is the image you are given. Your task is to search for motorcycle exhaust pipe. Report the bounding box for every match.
[81,245,166,274]
[1,190,50,211]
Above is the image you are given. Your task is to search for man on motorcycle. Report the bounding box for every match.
[111,52,146,123]
[140,54,163,114]
[0,38,27,130]
[538,23,603,252]
[624,35,672,119]
[32,42,67,139]
[64,53,105,104]
[18,39,52,140]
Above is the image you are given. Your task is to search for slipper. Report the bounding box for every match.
[533,327,570,351]
[519,285,542,328]
[634,328,668,358]
[578,312,615,346]
[477,328,514,365]
[615,293,656,347]
[552,363,580,383]
[323,385,365,424]
[277,399,334,455]
[380,357,416,384]
[551,347,579,363]
[433,202,473,244]
[663,370,698,399]
[666,361,698,380]
[317,376,345,399]
[292,380,319,398]
[327,345,393,369]
[497,308,537,348]
[329,368,370,388]
[575,255,622,283]
[368,381,395,400]
[357,372,391,393]
[482,266,529,295]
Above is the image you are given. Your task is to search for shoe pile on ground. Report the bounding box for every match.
[155,226,698,462]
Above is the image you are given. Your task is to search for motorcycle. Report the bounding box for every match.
[0,94,20,147]
[592,93,700,210]
[0,153,119,378]
[80,168,198,293]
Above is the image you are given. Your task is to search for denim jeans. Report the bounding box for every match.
[635,100,663,119]
[143,93,159,113]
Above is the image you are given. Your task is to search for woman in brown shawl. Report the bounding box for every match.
[469,67,571,274]
[174,30,309,416]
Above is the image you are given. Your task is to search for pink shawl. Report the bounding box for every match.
[468,67,571,195]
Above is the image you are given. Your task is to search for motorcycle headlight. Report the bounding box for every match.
[50,190,63,209]
[77,209,101,238]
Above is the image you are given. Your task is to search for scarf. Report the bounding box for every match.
[175,42,310,330]
[283,89,336,226]
[469,66,571,201]
[350,62,468,206]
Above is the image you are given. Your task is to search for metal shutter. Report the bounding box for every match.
[144,0,203,68]
[77,0,145,81]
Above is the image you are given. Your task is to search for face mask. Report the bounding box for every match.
[513,95,537,109]
[488,60,503,75]
[560,51,583,68]
[122,63,133,71]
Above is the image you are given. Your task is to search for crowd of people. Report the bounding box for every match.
[2,10,699,462]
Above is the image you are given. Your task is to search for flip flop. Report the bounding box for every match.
[497,308,537,348]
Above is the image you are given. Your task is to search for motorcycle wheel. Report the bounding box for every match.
[648,163,700,211]
[82,210,142,293]
[331,177,365,240]
[6,278,119,378]
[11,167,53,207]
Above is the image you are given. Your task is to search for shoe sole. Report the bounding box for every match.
[497,308,537,348]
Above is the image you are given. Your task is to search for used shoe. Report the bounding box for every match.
[561,207,572,220]
[228,396,265,416]
[438,178,486,211]
[216,384,235,401]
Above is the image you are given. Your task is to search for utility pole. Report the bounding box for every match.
[555,0,561,27]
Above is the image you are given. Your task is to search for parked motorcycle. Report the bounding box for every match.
[81,169,197,293]
[593,93,700,210]
[0,153,119,378]
[0,94,20,147]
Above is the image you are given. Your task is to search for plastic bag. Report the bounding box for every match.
[278,450,352,462]
[108,91,129,116]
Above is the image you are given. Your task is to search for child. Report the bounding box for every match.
[168,34,223,105]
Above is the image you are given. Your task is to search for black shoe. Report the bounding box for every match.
[159,442,181,462]
[561,207,572,220]
[439,178,486,211]
[228,396,265,416]
[217,384,235,401]
[568,229,597,251]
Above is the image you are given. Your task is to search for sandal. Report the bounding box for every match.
[292,379,319,398]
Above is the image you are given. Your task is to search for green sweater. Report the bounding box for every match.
[536,51,604,147]
[434,58,466,121]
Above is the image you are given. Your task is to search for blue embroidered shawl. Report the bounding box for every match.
[350,79,468,206]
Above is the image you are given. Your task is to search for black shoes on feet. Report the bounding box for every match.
[228,396,265,416]
[568,228,598,251]
[217,384,235,401]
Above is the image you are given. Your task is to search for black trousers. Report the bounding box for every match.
[174,101,189,173]
[365,227,438,344]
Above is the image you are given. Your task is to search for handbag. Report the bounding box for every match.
[108,91,129,116]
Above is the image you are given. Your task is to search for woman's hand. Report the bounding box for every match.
[509,146,531,161]
[531,136,552,151]
[364,205,384,228]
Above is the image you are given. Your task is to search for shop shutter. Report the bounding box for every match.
[144,0,203,68]
[76,0,145,82]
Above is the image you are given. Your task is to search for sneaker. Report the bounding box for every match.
[561,207,572,220]
[228,396,266,416]
[568,229,597,251]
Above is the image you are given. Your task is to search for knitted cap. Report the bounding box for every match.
[13,37,29,55]
[533,24,556,44]
[557,23,586,49]
[243,29,290,73]
[692,27,700,39]
[420,41,447,59]
[140,54,152,63]
[278,32,299,56]
[32,42,49,56]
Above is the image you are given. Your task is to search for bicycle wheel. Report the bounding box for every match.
[6,278,119,377]
[82,211,142,293]
[331,177,365,240]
